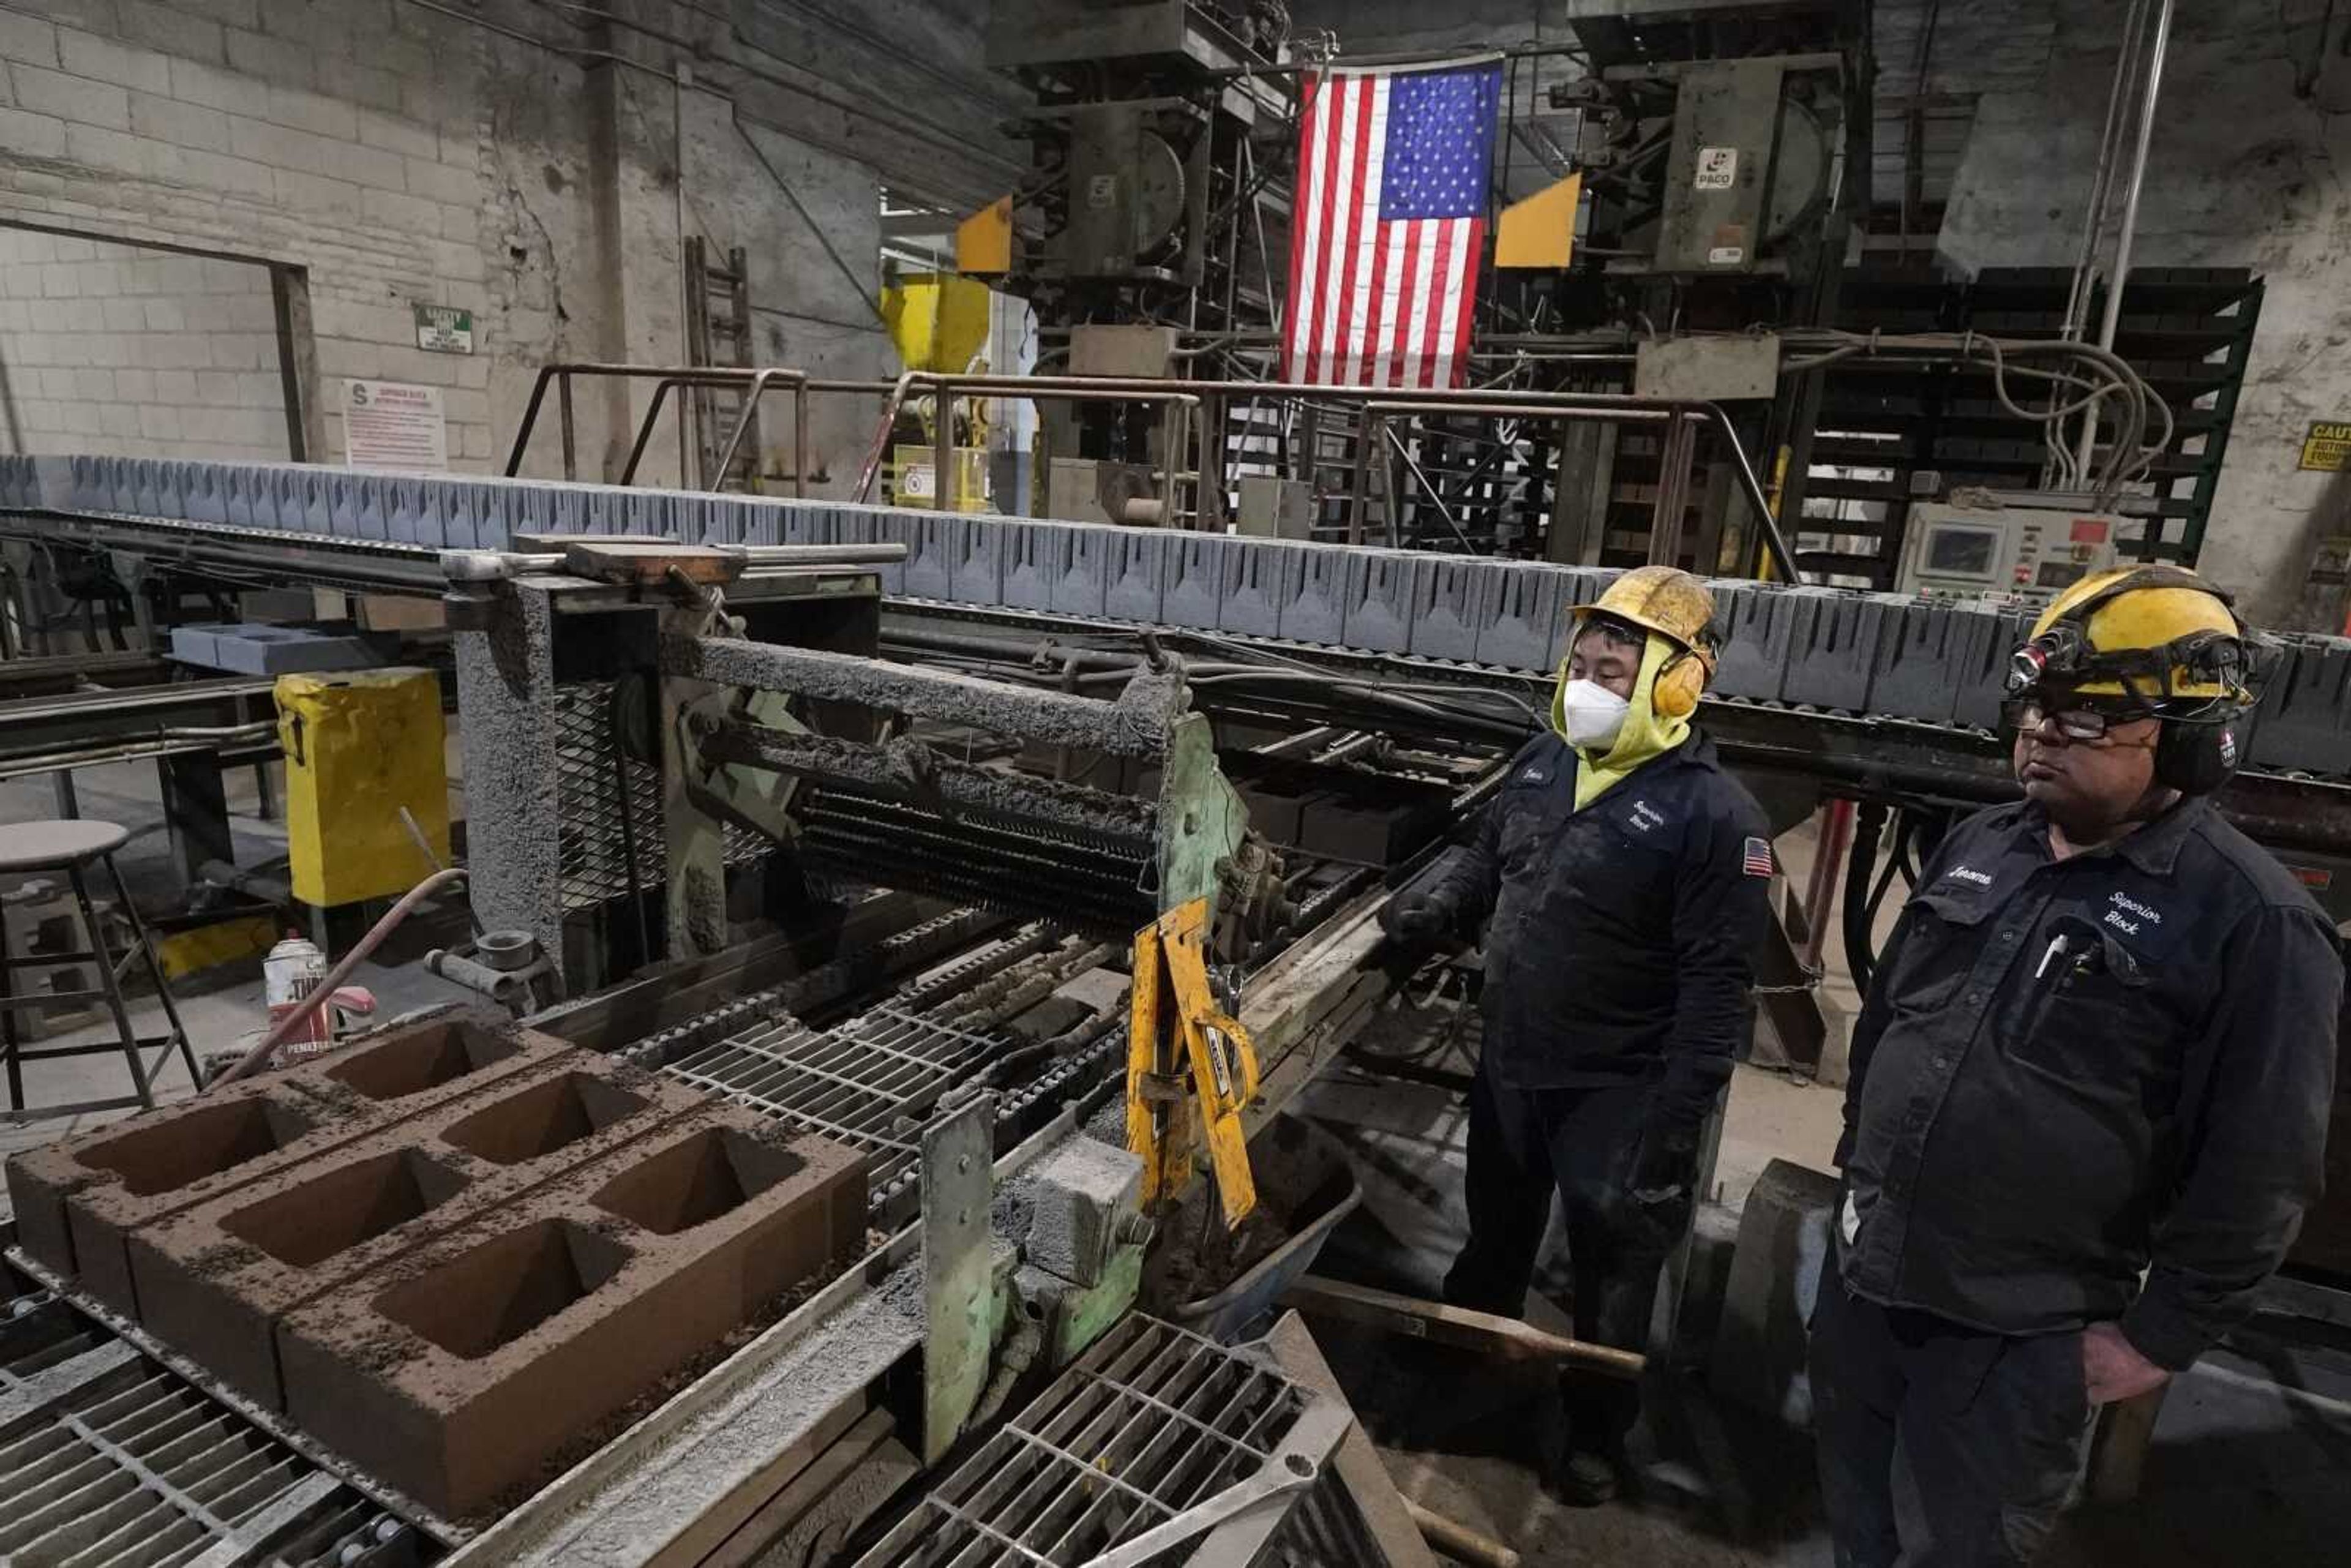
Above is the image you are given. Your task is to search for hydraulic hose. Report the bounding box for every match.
[204,867,470,1092]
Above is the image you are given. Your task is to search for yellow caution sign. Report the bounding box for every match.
[2299,420,2351,472]
[276,668,449,907]
[1496,172,1582,269]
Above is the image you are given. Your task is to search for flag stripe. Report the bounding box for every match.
[1362,203,1401,386]
[1340,77,1390,381]
[1389,222,1422,391]
[1447,217,1485,389]
[1330,75,1379,383]
[1312,77,1362,382]
[1283,75,1322,380]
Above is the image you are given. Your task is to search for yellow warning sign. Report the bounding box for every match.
[2300,420,2351,471]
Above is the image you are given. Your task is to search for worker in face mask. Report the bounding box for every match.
[1380,566,1774,1504]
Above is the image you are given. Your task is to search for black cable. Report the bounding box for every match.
[1842,801,1889,996]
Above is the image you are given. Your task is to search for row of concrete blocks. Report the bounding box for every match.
[10,451,2350,771]
[3,1010,866,1521]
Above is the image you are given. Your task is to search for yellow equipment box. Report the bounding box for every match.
[275,667,449,907]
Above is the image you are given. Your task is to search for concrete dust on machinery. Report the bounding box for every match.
[2,1006,868,1525]
[6,450,2348,775]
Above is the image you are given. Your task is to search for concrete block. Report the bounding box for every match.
[2251,637,2351,778]
[1103,527,1165,623]
[279,1112,867,1519]
[129,1053,705,1409]
[1783,591,1894,713]
[33,1079,375,1313]
[1000,520,1066,612]
[1018,1135,1141,1289]
[1278,546,1348,645]
[1409,558,1488,662]
[1161,533,1232,630]
[1711,582,1802,703]
[1217,538,1295,637]
[1870,598,1962,724]
[949,510,1005,603]
[1949,604,2032,730]
[179,623,378,675]
[1053,525,1113,618]
[1477,563,1570,673]
[1344,552,1411,658]
[1706,1157,1838,1429]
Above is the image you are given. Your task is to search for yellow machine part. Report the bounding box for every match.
[275,667,449,907]
[956,196,1014,276]
[1127,897,1261,1229]
[1496,172,1581,269]
[882,272,994,373]
[891,443,993,511]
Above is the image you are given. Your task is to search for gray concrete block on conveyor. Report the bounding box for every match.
[1341,550,1417,655]
[1000,519,1062,611]
[1709,580,1797,702]
[2251,636,2351,776]
[623,488,675,541]
[1279,545,1348,645]
[1218,536,1295,637]
[1783,590,1892,713]
[1055,525,1114,617]
[1410,557,1489,661]
[951,507,1006,602]
[1947,602,2030,730]
[1477,562,1568,674]
[1105,527,1165,623]
[1161,533,1224,631]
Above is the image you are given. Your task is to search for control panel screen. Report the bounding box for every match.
[2036,560,2088,590]
[1923,524,1998,579]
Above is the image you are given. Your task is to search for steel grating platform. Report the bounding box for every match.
[852,1315,1343,1568]
[1,1269,416,1568]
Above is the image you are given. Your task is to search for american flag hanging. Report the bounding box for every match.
[1283,58,1504,389]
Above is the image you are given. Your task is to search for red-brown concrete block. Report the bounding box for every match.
[39,1079,377,1313]
[279,1008,571,1119]
[278,1111,866,1520]
[34,1008,568,1316]
[127,1054,707,1409]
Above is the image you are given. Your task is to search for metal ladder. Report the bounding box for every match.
[684,238,760,490]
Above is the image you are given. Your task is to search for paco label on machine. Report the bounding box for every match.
[1695,146,1739,189]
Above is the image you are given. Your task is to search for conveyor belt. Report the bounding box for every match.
[7,452,2348,782]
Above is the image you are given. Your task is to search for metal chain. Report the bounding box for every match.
[1751,966,1827,996]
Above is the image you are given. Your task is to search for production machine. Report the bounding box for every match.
[6,449,2351,1567]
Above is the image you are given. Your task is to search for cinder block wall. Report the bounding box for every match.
[0,0,1023,490]
[0,226,287,459]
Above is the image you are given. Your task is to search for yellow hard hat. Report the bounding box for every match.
[2013,565,2250,705]
[1570,565,1719,674]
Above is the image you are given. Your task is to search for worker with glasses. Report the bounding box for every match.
[1812,565,2341,1566]
[1380,566,1774,1504]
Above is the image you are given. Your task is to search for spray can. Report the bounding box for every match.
[263,932,332,1065]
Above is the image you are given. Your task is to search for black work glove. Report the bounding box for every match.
[1619,1124,1701,1252]
[1378,884,1457,947]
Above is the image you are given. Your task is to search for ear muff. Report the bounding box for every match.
[1651,647,1708,720]
[2152,705,2248,795]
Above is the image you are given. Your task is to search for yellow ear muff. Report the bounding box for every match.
[1652,648,1706,720]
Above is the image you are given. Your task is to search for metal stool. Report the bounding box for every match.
[0,820,199,1123]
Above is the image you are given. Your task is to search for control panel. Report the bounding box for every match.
[1895,503,2133,610]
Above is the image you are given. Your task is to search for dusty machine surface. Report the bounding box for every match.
[6,453,2351,1565]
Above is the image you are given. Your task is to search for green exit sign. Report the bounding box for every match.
[413,304,474,354]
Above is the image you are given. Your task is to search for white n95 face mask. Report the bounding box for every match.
[1559,680,1631,749]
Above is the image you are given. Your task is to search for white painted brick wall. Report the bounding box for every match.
[0,0,502,468]
[0,226,286,461]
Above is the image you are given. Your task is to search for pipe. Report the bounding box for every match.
[1405,1501,1521,1568]
[2074,0,2173,478]
[204,867,468,1092]
[2061,0,2153,344]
